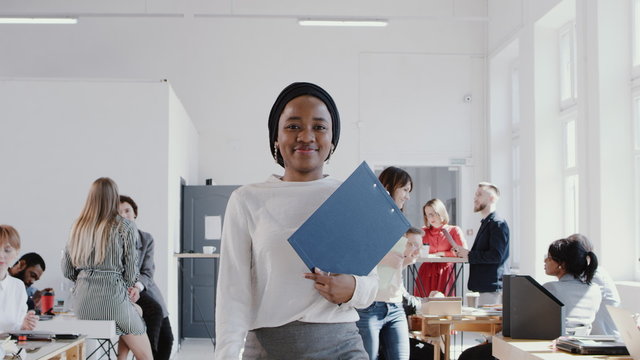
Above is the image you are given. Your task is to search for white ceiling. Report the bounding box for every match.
[0,0,488,21]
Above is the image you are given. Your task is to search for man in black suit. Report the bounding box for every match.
[454,182,509,306]
[119,195,174,360]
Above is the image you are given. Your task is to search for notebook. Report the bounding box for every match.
[287,161,411,276]
[607,305,640,360]
[555,335,629,355]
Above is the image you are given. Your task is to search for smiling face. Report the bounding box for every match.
[276,95,333,182]
[392,182,412,210]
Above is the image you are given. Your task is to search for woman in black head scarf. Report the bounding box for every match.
[215,82,376,359]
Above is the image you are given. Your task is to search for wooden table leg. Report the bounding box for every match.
[443,324,451,360]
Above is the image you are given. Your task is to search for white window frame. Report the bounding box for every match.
[511,140,521,272]
[511,61,521,130]
[510,61,521,272]
[633,0,640,78]
[562,114,579,234]
[558,21,578,110]
[633,92,640,279]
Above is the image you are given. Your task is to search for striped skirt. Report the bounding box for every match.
[72,270,146,335]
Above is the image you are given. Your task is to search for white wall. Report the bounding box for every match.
[488,0,638,282]
[0,78,198,349]
[0,2,487,186]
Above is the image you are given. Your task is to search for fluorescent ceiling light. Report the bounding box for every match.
[298,19,387,27]
[0,17,78,24]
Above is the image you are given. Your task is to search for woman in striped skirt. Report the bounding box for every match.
[62,177,152,360]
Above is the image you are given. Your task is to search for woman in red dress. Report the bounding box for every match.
[414,198,467,297]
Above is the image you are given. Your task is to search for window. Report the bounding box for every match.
[634,94,640,279]
[633,0,640,72]
[511,142,521,272]
[564,118,579,234]
[559,22,577,109]
[564,174,579,234]
[511,62,520,128]
[511,62,521,272]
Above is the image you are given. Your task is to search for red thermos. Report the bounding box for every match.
[40,290,55,315]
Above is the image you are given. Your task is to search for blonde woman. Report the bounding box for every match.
[414,198,467,297]
[62,178,152,360]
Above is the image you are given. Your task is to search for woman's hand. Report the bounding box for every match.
[21,310,39,330]
[304,268,356,304]
[127,286,140,302]
[452,246,469,259]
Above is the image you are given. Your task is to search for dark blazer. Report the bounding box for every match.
[137,230,169,317]
[467,212,510,293]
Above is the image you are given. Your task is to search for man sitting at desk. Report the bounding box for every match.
[9,252,52,310]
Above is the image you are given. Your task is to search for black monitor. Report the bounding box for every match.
[503,274,565,339]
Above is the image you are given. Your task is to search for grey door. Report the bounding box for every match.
[180,185,239,340]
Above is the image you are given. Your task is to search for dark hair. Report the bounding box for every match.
[567,233,594,252]
[547,237,598,284]
[15,252,46,271]
[268,82,341,167]
[119,195,138,218]
[378,166,412,210]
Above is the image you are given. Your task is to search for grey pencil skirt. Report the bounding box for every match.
[244,321,368,360]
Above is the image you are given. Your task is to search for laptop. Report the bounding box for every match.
[556,335,629,355]
[607,305,640,360]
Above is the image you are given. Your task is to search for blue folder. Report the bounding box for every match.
[287,161,412,276]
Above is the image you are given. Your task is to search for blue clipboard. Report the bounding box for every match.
[287,161,412,276]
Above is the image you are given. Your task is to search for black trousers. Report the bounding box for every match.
[457,343,495,360]
[138,291,174,360]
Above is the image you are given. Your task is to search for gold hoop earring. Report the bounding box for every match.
[273,142,279,163]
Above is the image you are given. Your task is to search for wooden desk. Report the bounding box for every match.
[492,335,633,360]
[409,313,502,360]
[11,336,85,360]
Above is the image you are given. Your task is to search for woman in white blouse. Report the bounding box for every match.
[0,225,38,332]
[214,82,377,360]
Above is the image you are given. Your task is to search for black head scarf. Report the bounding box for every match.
[268,82,341,168]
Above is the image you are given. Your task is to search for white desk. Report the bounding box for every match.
[174,253,219,259]
[492,335,633,360]
[37,316,117,359]
[10,336,86,360]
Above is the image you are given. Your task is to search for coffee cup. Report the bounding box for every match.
[203,246,216,254]
[466,292,479,308]
[419,244,430,258]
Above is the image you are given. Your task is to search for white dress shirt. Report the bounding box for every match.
[0,274,27,331]
[214,175,378,359]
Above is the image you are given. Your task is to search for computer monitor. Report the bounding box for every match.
[503,274,565,339]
